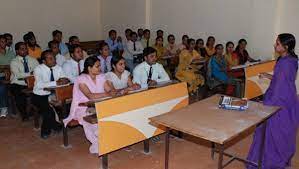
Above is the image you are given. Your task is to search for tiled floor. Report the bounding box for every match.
[0,116,298,169]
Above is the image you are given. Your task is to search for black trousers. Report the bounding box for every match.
[10,84,27,118]
[32,94,60,135]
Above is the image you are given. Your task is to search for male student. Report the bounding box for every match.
[133,47,170,88]
[141,29,153,48]
[105,30,123,56]
[33,50,69,139]
[64,36,88,60]
[124,32,144,72]
[3,33,15,54]
[0,35,15,65]
[137,28,143,41]
[62,44,84,83]
[10,42,39,120]
[52,30,69,55]
[48,40,65,66]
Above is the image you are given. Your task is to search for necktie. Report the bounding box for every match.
[112,40,115,46]
[147,66,152,84]
[23,57,29,73]
[78,63,81,74]
[50,68,55,81]
[146,40,149,48]
[133,42,136,51]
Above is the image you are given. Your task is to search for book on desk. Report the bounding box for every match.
[219,95,248,111]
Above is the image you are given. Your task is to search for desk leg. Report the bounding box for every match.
[165,128,170,169]
[143,139,150,154]
[102,154,108,169]
[258,121,267,169]
[211,142,215,160]
[218,144,224,169]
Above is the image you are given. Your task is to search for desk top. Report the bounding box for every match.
[150,94,279,144]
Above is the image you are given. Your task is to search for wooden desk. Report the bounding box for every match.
[150,94,279,169]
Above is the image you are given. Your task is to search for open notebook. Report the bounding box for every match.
[218,96,249,111]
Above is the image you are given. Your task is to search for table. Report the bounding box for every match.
[150,94,279,169]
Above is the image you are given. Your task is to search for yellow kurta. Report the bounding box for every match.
[28,46,42,59]
[225,53,239,68]
[153,45,167,65]
[176,49,205,93]
[205,46,215,57]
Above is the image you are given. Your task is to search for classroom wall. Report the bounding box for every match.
[0,0,102,49]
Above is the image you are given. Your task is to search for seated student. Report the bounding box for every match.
[106,55,140,91]
[205,36,216,57]
[0,35,15,65]
[178,35,189,51]
[64,36,89,60]
[133,47,170,88]
[165,34,180,76]
[141,29,153,48]
[62,44,84,83]
[97,42,113,73]
[137,28,143,41]
[224,41,238,68]
[52,30,69,55]
[153,36,167,68]
[195,38,208,59]
[105,30,123,57]
[33,50,69,139]
[207,44,241,97]
[10,42,39,121]
[4,33,15,54]
[234,39,260,65]
[48,40,65,66]
[0,83,8,117]
[156,29,166,46]
[122,29,132,68]
[124,32,144,71]
[63,56,113,154]
[23,32,42,60]
[176,38,205,94]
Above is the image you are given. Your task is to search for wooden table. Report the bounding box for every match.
[150,94,279,169]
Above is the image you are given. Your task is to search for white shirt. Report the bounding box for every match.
[55,53,66,67]
[97,55,112,73]
[33,64,66,96]
[105,70,130,90]
[6,46,15,55]
[124,40,144,60]
[133,61,170,88]
[62,58,84,83]
[10,55,39,86]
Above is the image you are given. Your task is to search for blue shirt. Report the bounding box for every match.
[210,56,228,82]
[59,42,69,56]
[105,38,123,55]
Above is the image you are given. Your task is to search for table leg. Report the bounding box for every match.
[211,142,215,160]
[218,144,224,169]
[258,121,267,169]
[165,128,170,169]
[102,154,108,169]
[143,139,150,154]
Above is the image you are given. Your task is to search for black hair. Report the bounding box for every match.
[15,42,26,51]
[157,29,164,34]
[156,36,163,41]
[215,44,224,49]
[235,39,247,51]
[130,32,138,37]
[206,36,215,46]
[167,34,175,41]
[98,42,109,51]
[125,29,132,34]
[69,36,79,43]
[48,40,59,49]
[52,30,62,37]
[182,35,189,40]
[108,30,117,36]
[138,28,143,32]
[111,55,125,71]
[40,50,53,62]
[278,33,297,58]
[69,44,82,54]
[3,33,12,39]
[143,29,150,34]
[196,38,204,45]
[0,35,6,41]
[143,47,157,58]
[82,56,99,74]
[187,38,195,45]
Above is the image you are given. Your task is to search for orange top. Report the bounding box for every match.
[28,46,42,59]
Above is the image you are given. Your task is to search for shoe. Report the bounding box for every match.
[41,133,50,139]
[0,107,8,117]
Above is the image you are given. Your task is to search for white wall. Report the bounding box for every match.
[0,0,102,49]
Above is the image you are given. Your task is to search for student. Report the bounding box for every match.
[64,36,88,60]
[153,36,167,67]
[62,44,84,83]
[234,39,259,65]
[124,32,144,72]
[178,35,189,51]
[23,32,42,60]
[207,44,241,97]
[52,30,69,55]
[63,56,113,154]
[3,33,15,54]
[97,42,112,73]
[224,41,238,68]
[247,33,299,169]
[195,38,208,59]
[10,42,39,120]
[205,36,216,57]
[133,47,170,88]
[141,29,153,48]
[176,38,205,94]
[106,55,140,91]
[137,28,143,41]
[0,35,15,65]
[48,40,65,66]
[165,34,180,76]
[105,30,123,57]
[33,50,69,139]
[156,29,164,38]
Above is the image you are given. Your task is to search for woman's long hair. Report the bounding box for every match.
[278,33,298,59]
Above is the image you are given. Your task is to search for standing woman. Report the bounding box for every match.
[247,33,299,169]
[205,36,216,57]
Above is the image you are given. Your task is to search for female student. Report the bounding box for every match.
[205,36,216,57]
[234,39,259,65]
[97,42,112,73]
[63,56,113,154]
[105,55,140,92]
[24,32,42,60]
[165,34,180,77]
[178,35,189,51]
[176,38,205,94]
[207,44,241,97]
[224,41,238,68]
[153,36,167,67]
[195,38,208,59]
[247,33,299,169]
